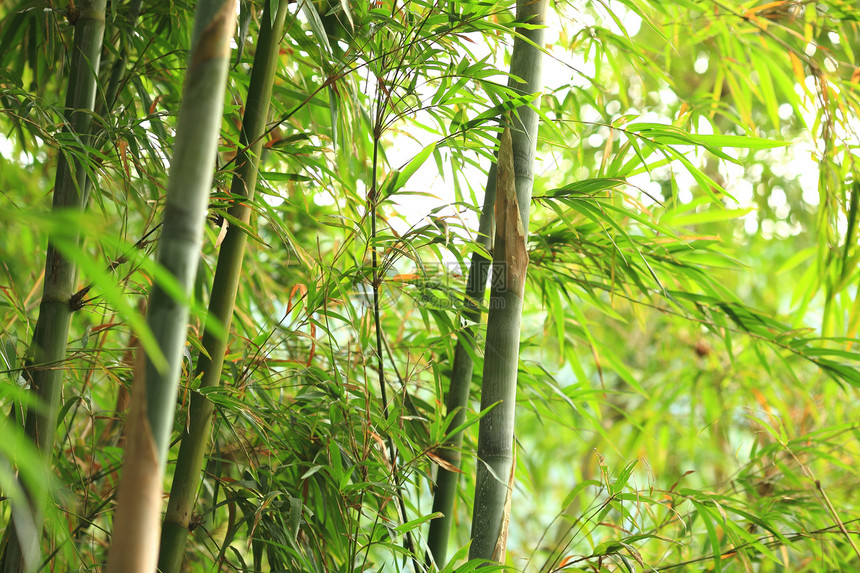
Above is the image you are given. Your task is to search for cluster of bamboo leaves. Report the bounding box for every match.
[0,0,859,571]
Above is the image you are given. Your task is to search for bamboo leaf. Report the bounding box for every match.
[382,142,437,199]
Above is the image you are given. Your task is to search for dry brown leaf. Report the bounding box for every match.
[427,450,464,474]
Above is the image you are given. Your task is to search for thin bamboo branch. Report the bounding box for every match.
[370,107,421,573]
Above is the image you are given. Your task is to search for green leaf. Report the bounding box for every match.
[663,207,753,227]
[382,142,437,198]
[609,459,639,496]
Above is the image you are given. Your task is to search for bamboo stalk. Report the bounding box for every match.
[426,163,496,566]
[105,1,236,571]
[0,2,107,571]
[158,2,289,570]
[469,0,548,563]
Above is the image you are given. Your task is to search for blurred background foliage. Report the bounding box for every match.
[1,0,859,571]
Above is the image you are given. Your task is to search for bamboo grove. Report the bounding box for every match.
[1,0,860,571]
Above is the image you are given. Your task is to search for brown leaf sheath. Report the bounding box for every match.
[491,446,517,563]
[106,348,161,573]
[494,127,529,298]
[191,0,238,67]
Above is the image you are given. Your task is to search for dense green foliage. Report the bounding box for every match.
[0,0,859,571]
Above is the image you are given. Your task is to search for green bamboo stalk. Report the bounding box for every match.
[0,2,107,571]
[158,1,289,570]
[97,0,144,118]
[426,163,496,566]
[469,0,547,563]
[105,2,236,571]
